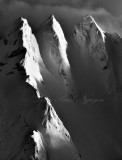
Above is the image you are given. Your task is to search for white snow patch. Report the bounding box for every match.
[31,130,47,160]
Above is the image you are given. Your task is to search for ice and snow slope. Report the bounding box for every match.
[67,15,108,100]
[35,15,76,99]
[31,97,82,160]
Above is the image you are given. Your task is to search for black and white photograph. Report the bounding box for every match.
[0,0,122,160]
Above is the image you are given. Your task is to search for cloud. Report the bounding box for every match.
[2,0,122,16]
[0,0,122,39]
[1,0,92,7]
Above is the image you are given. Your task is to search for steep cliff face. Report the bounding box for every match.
[67,15,108,99]
[71,15,122,107]
[35,15,75,99]
[104,32,122,108]
[72,15,107,70]
[0,17,81,160]
[32,97,81,160]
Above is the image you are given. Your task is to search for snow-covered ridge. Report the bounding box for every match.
[0,17,46,98]
[72,15,107,70]
[30,97,82,160]
[20,17,45,98]
[42,97,71,139]
[51,15,69,66]
[35,15,75,99]
[73,15,105,43]
[39,14,70,68]
[83,15,106,42]
[41,97,81,160]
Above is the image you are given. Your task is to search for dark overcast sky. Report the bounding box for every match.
[0,0,122,38]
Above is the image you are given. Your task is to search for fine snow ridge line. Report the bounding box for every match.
[0,16,46,98]
[51,15,69,66]
[20,17,46,98]
[72,15,107,70]
[86,15,106,42]
[32,97,82,160]
[36,15,76,99]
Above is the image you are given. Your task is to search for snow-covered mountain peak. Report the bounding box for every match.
[73,15,105,43]
[72,15,107,70]
[39,15,69,66]
[83,15,105,42]
[20,18,46,98]
[51,16,69,66]
[48,14,55,21]
[36,16,75,99]
[40,15,56,29]
[0,17,46,98]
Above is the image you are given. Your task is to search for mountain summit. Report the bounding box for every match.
[72,15,107,70]
[71,15,122,107]
[35,15,76,99]
[0,17,46,98]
